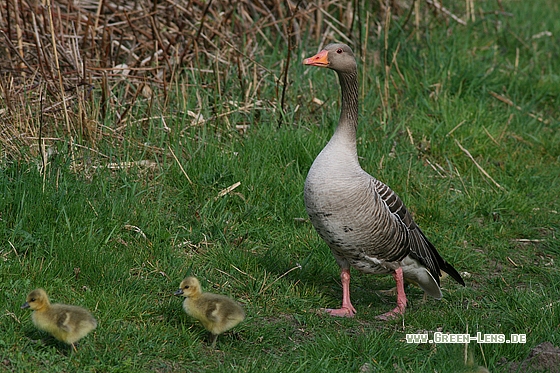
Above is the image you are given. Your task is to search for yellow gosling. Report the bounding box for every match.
[174,277,245,347]
[21,288,97,351]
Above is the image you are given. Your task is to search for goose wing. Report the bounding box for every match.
[55,311,72,332]
[203,299,221,323]
[372,178,464,286]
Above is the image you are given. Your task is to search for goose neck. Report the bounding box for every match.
[338,70,358,126]
[332,70,359,146]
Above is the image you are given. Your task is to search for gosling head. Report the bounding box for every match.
[21,288,50,311]
[303,43,357,75]
[174,277,202,298]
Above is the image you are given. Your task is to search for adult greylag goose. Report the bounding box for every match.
[21,288,97,351]
[303,43,465,320]
[174,277,245,348]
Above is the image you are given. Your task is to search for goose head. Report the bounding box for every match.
[21,288,50,311]
[303,43,357,75]
[174,277,202,298]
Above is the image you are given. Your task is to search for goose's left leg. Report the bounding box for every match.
[376,267,407,320]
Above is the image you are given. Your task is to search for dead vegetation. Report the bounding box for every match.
[0,0,472,163]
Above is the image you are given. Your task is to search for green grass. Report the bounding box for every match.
[1,1,560,372]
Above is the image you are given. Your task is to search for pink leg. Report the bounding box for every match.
[376,267,407,320]
[325,268,357,317]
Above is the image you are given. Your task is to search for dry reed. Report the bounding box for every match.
[0,0,468,163]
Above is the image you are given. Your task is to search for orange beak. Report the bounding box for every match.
[303,49,329,67]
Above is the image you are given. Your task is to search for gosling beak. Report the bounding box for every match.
[303,49,329,68]
[173,289,183,296]
[21,302,30,309]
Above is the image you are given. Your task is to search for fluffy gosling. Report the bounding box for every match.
[174,277,245,347]
[21,288,97,351]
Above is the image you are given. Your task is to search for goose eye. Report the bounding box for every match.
[336,48,343,54]
[30,298,36,302]
[184,286,190,289]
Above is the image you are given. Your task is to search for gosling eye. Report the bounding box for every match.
[30,298,36,302]
[336,48,343,54]
[184,286,190,290]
